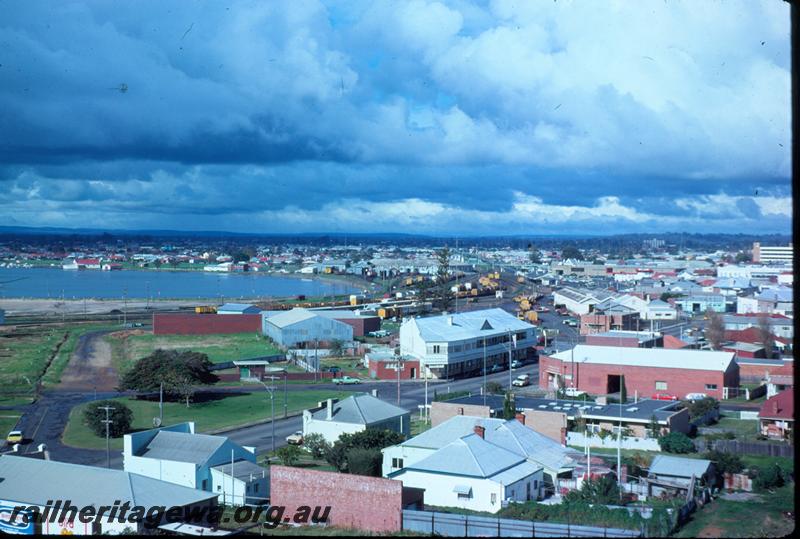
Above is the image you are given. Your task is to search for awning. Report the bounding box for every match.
[453,484,472,496]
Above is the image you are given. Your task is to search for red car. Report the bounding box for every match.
[651,393,678,401]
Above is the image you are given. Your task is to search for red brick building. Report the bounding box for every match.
[269,466,423,533]
[585,330,662,348]
[153,313,262,334]
[539,345,738,400]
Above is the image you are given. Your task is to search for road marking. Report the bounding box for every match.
[26,406,49,452]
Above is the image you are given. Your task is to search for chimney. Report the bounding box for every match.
[473,425,485,439]
[327,399,334,420]
[773,401,779,414]
[458,407,464,415]
[448,316,454,326]
[371,388,378,398]
[515,412,526,425]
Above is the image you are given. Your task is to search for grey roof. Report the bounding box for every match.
[551,345,734,372]
[310,393,409,425]
[591,330,661,343]
[756,288,793,302]
[0,455,216,508]
[410,308,533,342]
[443,395,682,423]
[263,308,318,328]
[649,455,712,478]
[219,303,260,312]
[312,310,376,320]
[404,433,529,478]
[138,430,227,464]
[211,459,268,482]
[398,415,579,473]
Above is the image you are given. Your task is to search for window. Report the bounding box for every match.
[392,458,404,469]
[254,484,259,493]
[217,486,222,492]
[202,479,208,490]
[490,493,497,504]
[432,344,441,354]
[655,381,668,390]
[705,384,717,390]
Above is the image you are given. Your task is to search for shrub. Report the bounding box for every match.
[752,463,786,491]
[658,432,695,454]
[703,450,743,474]
[345,447,383,476]
[83,400,133,438]
[685,397,719,422]
[325,429,404,472]
[565,475,621,505]
[303,432,330,460]
[486,381,504,395]
[275,445,302,466]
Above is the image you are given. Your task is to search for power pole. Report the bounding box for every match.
[483,338,487,406]
[100,405,116,468]
[396,360,404,405]
[122,287,127,326]
[159,382,163,425]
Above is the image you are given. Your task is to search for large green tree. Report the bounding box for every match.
[561,245,584,261]
[119,349,219,406]
[434,246,453,312]
[83,400,133,438]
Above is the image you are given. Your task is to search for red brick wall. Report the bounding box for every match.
[369,359,420,380]
[538,355,737,400]
[270,466,404,533]
[153,313,261,334]
[737,361,787,379]
[333,316,381,337]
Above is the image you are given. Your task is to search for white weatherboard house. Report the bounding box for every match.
[262,308,354,346]
[303,393,411,444]
[123,422,268,506]
[387,426,544,513]
[0,455,218,535]
[399,308,537,379]
[382,416,579,492]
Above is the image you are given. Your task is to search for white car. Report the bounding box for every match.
[685,393,708,401]
[564,387,586,397]
[285,431,303,445]
[512,375,530,387]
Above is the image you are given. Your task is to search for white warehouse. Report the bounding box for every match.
[262,308,354,347]
[399,308,537,379]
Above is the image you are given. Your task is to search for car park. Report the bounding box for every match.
[333,376,361,385]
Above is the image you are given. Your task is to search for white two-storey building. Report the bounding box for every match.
[399,308,537,379]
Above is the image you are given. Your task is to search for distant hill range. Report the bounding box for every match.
[0,225,790,251]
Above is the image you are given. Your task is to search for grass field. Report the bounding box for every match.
[0,323,126,402]
[0,413,21,436]
[705,413,761,441]
[674,483,794,537]
[106,331,283,373]
[62,389,355,450]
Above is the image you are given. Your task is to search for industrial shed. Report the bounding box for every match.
[262,308,353,347]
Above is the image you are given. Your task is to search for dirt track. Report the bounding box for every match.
[58,331,119,392]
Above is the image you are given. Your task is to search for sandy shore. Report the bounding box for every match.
[0,298,204,316]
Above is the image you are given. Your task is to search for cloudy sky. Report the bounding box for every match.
[0,0,791,235]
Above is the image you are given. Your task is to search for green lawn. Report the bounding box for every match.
[0,414,21,436]
[319,357,368,375]
[410,418,431,436]
[674,483,794,537]
[107,331,283,373]
[62,389,355,450]
[0,326,65,399]
[706,413,761,441]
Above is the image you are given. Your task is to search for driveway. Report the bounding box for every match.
[58,330,118,392]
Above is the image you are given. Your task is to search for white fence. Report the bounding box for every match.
[739,411,759,420]
[567,432,661,451]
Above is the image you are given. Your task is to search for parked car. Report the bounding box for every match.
[652,393,678,401]
[564,387,586,397]
[562,318,578,327]
[489,364,503,374]
[323,366,341,374]
[333,376,361,385]
[512,375,530,387]
[685,392,708,401]
[535,306,550,313]
[510,360,522,369]
[285,431,303,445]
[5,430,22,445]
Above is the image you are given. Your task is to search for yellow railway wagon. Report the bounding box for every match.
[519,299,531,311]
[526,311,538,322]
[194,306,217,314]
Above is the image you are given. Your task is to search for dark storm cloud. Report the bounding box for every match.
[0,0,791,233]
